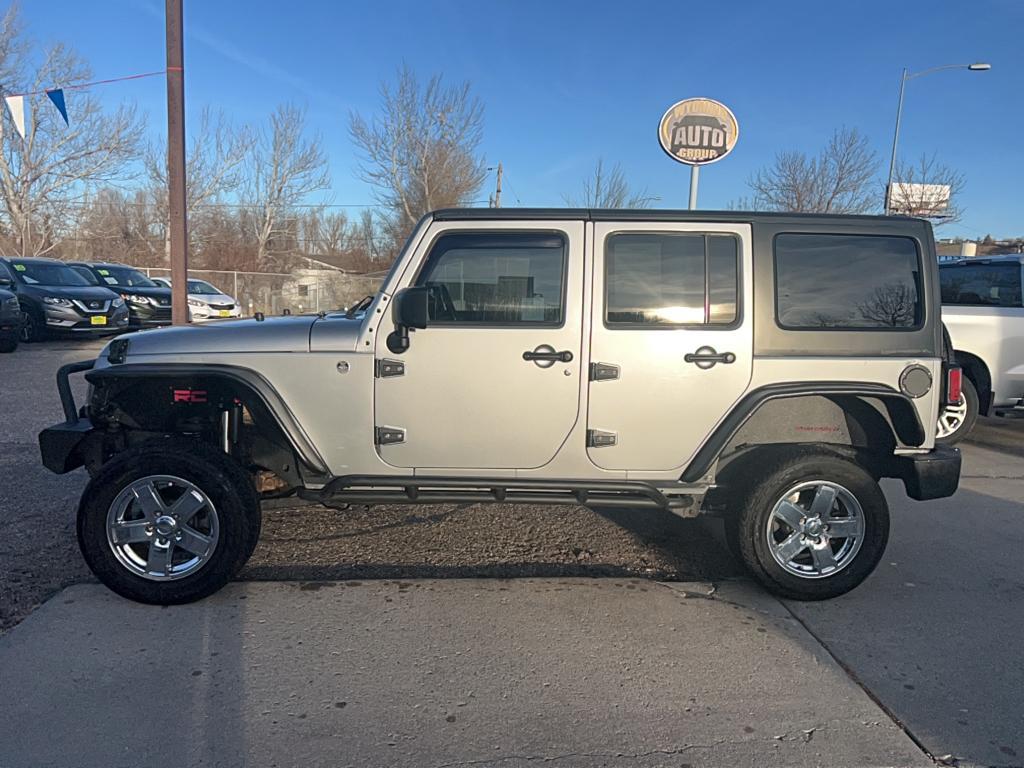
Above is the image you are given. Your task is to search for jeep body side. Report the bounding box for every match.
[40,209,961,604]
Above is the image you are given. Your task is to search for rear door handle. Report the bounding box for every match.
[684,346,736,369]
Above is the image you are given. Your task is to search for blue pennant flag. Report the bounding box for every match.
[45,88,68,125]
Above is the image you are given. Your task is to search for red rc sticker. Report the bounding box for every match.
[172,389,208,404]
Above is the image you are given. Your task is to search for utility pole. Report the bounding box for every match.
[165,0,189,325]
[494,162,503,208]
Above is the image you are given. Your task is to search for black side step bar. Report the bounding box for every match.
[298,475,691,510]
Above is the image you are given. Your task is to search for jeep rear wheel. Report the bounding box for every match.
[77,439,260,604]
[936,376,978,445]
[729,452,889,600]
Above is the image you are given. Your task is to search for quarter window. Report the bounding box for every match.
[416,232,566,325]
[775,234,923,329]
[605,233,738,326]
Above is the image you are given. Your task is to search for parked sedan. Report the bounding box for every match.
[0,281,21,352]
[151,276,242,321]
[0,257,128,341]
[69,262,173,329]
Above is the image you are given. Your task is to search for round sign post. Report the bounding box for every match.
[658,98,739,209]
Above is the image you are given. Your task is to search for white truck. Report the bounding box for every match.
[938,254,1024,442]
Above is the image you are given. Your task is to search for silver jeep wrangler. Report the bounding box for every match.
[40,209,962,604]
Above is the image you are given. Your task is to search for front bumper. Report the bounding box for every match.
[190,307,242,321]
[44,303,130,335]
[128,303,172,327]
[898,445,961,500]
[39,359,98,474]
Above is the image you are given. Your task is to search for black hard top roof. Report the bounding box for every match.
[431,207,926,227]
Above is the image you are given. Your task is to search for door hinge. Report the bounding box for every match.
[587,429,618,448]
[375,358,405,378]
[374,426,406,445]
[589,362,620,382]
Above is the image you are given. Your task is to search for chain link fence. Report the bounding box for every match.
[141,267,384,317]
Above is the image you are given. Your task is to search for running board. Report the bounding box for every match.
[297,475,699,511]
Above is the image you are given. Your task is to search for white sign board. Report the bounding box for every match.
[887,183,951,217]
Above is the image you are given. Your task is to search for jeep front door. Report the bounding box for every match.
[586,223,753,472]
[374,223,584,469]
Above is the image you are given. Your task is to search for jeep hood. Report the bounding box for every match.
[120,315,319,355]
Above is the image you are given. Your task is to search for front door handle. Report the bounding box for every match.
[684,346,736,370]
[523,344,574,368]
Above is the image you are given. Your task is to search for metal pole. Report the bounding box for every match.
[494,162,503,208]
[688,165,700,210]
[165,0,189,325]
[885,68,908,216]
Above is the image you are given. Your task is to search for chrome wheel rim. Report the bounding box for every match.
[106,475,219,581]
[766,480,865,579]
[937,393,968,438]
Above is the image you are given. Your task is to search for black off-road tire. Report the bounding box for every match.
[936,376,979,446]
[19,310,42,343]
[77,439,261,605]
[727,450,889,601]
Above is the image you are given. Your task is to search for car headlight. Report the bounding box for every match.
[187,299,205,308]
[3,297,18,310]
[112,297,125,308]
[42,296,73,307]
[122,294,148,305]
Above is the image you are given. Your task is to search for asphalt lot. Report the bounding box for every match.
[1,338,1022,767]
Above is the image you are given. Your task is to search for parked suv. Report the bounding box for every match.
[937,255,1024,442]
[0,257,129,341]
[151,277,242,321]
[69,262,173,329]
[0,279,21,352]
[40,209,961,605]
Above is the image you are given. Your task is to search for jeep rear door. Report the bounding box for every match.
[374,220,585,470]
[586,222,754,472]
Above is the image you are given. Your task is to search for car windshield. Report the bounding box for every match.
[187,279,222,295]
[95,266,158,288]
[70,266,101,285]
[9,261,91,287]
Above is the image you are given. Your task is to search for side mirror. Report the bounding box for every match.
[0,276,13,289]
[387,286,430,353]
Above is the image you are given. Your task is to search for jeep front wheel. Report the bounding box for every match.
[729,452,889,600]
[77,440,260,604]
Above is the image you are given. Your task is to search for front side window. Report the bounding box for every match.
[416,232,566,325]
[940,263,1022,307]
[605,233,738,326]
[775,234,923,329]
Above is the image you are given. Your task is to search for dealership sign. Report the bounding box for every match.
[658,98,739,166]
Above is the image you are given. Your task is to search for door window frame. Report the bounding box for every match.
[600,230,744,331]
[409,228,570,330]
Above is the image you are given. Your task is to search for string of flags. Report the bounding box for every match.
[1,67,180,139]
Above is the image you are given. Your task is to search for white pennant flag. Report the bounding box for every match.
[4,95,26,139]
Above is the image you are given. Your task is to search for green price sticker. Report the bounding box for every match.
[13,264,25,271]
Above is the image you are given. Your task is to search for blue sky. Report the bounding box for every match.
[17,0,1023,238]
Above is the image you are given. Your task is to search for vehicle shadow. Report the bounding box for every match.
[240,502,744,583]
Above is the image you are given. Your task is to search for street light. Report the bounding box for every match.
[884,62,991,214]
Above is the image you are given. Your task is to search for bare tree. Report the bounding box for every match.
[740,127,879,214]
[564,158,657,208]
[0,5,143,257]
[857,284,917,327]
[349,65,487,244]
[145,106,254,259]
[888,153,966,225]
[242,104,329,269]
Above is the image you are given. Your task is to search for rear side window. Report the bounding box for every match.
[940,263,1022,307]
[605,233,738,326]
[775,234,923,329]
[416,232,566,325]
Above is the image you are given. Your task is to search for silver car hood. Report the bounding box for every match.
[123,316,319,355]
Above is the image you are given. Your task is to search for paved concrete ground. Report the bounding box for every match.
[0,579,929,768]
[2,340,1024,767]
